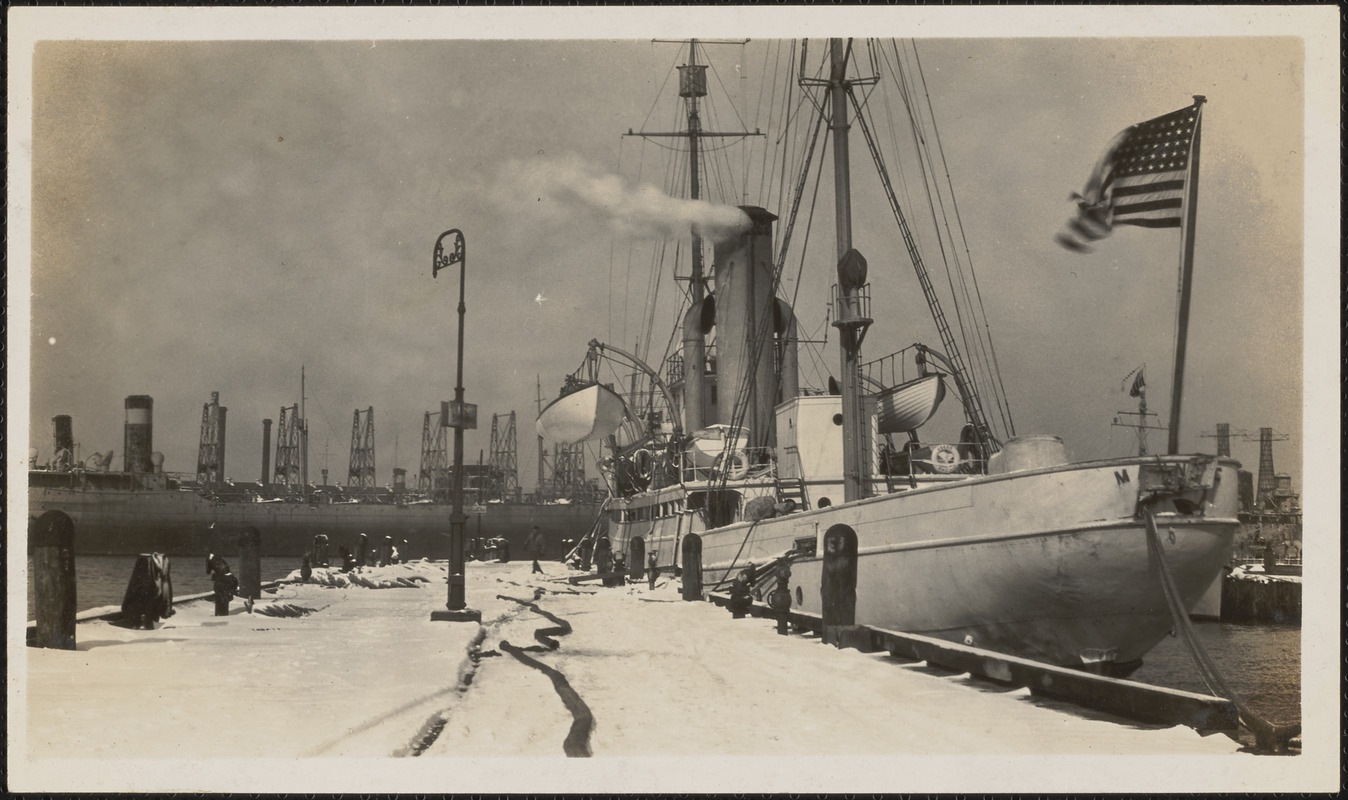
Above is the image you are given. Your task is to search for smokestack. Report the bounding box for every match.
[681,301,708,432]
[1215,422,1231,457]
[261,418,273,484]
[217,405,228,486]
[1255,427,1276,507]
[711,206,778,447]
[52,415,74,469]
[123,395,153,473]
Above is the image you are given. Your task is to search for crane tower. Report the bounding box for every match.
[196,391,227,487]
[274,404,303,487]
[419,410,449,502]
[348,407,376,488]
[488,411,519,501]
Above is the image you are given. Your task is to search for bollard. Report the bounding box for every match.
[727,571,754,619]
[607,555,627,588]
[594,537,613,584]
[300,554,313,582]
[30,511,77,650]
[355,532,369,568]
[238,527,262,613]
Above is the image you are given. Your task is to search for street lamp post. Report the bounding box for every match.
[430,228,482,623]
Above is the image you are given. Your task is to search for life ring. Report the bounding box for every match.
[931,443,961,474]
[715,450,750,480]
[631,449,654,480]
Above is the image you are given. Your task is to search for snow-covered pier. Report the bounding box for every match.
[17,559,1249,791]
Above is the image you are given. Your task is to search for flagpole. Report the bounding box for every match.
[1166,96,1206,455]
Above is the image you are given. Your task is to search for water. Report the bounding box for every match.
[1131,621,1301,737]
[25,554,303,616]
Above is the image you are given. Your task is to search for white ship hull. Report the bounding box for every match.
[607,454,1239,669]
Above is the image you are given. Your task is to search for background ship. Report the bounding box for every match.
[28,388,606,559]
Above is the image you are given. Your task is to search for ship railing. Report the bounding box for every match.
[878,442,986,483]
[680,446,776,484]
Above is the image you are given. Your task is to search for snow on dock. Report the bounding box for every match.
[15,559,1257,792]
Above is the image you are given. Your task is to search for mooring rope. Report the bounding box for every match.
[1142,503,1298,751]
[712,517,762,590]
[495,590,593,757]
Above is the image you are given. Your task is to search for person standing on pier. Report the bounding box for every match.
[525,526,545,574]
[206,554,238,617]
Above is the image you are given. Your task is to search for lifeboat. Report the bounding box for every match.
[875,374,945,434]
[685,424,750,469]
[535,383,629,445]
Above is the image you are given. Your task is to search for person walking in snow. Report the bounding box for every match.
[525,526,545,574]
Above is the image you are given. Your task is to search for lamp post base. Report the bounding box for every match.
[431,607,483,623]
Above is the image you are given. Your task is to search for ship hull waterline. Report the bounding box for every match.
[27,486,604,562]
[606,455,1240,669]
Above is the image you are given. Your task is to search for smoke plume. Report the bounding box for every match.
[494,155,751,243]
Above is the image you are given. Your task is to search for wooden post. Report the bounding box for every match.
[628,537,646,580]
[821,524,858,646]
[355,532,369,568]
[681,534,702,601]
[238,527,262,609]
[30,511,77,650]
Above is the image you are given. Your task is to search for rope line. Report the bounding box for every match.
[1141,504,1298,751]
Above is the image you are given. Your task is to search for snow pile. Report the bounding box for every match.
[1229,564,1302,584]
[285,560,436,589]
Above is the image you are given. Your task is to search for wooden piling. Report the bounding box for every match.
[30,511,77,650]
[238,526,262,602]
[628,537,646,580]
[681,534,702,601]
[820,524,858,645]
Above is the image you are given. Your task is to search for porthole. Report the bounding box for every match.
[794,586,803,605]
[832,413,844,426]
[818,497,832,508]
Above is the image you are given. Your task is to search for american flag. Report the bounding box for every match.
[1056,102,1202,252]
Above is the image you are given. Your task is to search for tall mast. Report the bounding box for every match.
[830,39,854,262]
[827,39,871,503]
[634,39,761,433]
[638,39,760,293]
[687,40,707,304]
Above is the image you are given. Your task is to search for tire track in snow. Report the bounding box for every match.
[310,625,490,758]
[497,591,594,757]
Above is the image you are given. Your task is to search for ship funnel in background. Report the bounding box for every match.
[123,396,154,473]
[261,418,273,484]
[52,415,74,471]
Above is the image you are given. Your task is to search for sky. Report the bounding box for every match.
[10,8,1336,500]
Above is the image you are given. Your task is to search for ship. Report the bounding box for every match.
[537,39,1239,674]
[29,390,605,560]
